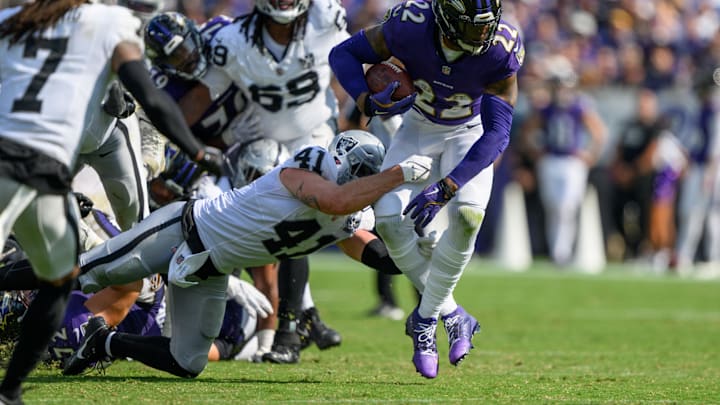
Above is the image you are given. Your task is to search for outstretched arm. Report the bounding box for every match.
[280,166,405,216]
[111,42,223,176]
[279,153,431,215]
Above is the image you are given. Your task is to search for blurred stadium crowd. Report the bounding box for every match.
[2,0,718,274]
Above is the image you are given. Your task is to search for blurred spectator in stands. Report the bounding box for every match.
[178,0,234,22]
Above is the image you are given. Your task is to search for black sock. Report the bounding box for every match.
[0,278,73,398]
[376,273,397,306]
[108,332,197,378]
[277,257,309,321]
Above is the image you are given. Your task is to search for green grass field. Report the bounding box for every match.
[10,252,720,404]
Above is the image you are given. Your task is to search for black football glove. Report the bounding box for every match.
[73,192,95,218]
[102,81,136,119]
[195,146,227,177]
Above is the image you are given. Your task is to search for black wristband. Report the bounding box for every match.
[361,239,402,275]
[364,95,376,117]
[438,178,456,200]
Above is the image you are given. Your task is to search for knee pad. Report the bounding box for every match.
[454,204,485,235]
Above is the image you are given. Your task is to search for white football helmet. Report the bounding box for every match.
[230,138,290,188]
[255,0,310,24]
[329,130,386,185]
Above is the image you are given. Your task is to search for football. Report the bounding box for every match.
[365,61,414,100]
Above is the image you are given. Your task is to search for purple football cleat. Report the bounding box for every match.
[442,306,481,366]
[405,308,439,378]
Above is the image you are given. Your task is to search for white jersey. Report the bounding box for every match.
[194,145,363,272]
[0,4,142,168]
[205,0,350,143]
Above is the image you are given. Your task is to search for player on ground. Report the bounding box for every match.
[62,131,431,378]
[329,0,524,378]
[0,239,270,366]
[0,1,222,402]
[143,11,285,359]
[187,0,354,362]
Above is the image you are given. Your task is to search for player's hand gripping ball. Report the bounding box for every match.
[365,61,414,100]
[364,61,416,117]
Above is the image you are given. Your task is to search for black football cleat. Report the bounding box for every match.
[261,330,301,364]
[62,316,110,376]
[299,307,341,350]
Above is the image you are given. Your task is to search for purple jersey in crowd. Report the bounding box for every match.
[539,96,591,155]
[150,16,249,150]
[47,288,165,363]
[381,0,523,126]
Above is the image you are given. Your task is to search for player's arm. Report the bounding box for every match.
[178,82,214,127]
[279,165,405,215]
[111,42,222,175]
[336,230,402,275]
[442,74,518,193]
[329,25,413,117]
[83,281,143,327]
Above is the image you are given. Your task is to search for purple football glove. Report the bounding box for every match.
[403,179,456,233]
[365,81,416,117]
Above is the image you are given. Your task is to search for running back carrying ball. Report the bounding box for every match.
[365,61,414,100]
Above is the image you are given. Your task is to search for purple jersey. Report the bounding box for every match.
[539,97,589,155]
[150,16,249,150]
[217,300,249,347]
[47,288,164,363]
[381,1,523,125]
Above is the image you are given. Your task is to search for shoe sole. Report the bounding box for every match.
[262,356,299,364]
[315,339,341,350]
